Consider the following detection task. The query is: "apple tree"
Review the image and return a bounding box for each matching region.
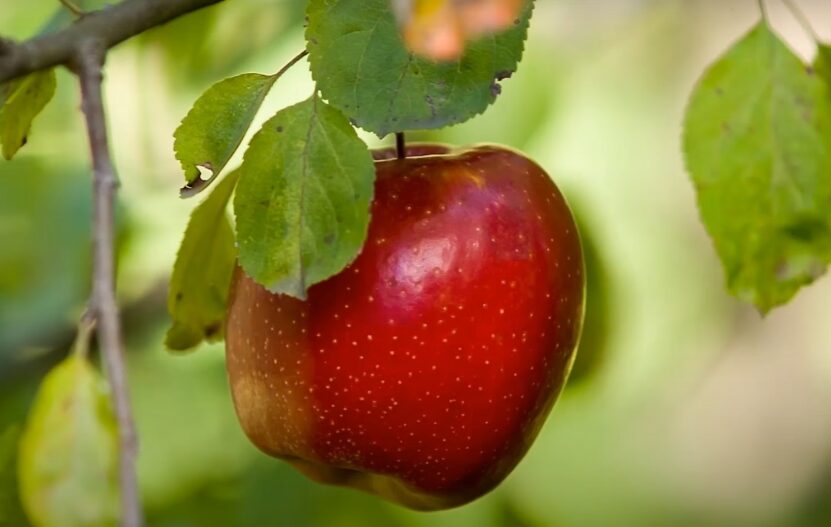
[0,0,830,525]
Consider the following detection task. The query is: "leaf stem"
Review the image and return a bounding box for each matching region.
[758,0,770,23]
[58,0,85,17]
[75,38,143,527]
[271,49,310,82]
[74,316,96,360]
[178,49,310,199]
[780,0,820,42]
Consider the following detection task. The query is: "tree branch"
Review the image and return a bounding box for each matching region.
[75,39,142,527]
[0,1,228,525]
[0,0,223,83]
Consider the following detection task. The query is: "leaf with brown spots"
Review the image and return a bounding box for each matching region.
[166,170,240,351]
[683,23,831,312]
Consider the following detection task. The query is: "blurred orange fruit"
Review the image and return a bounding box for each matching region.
[395,0,526,61]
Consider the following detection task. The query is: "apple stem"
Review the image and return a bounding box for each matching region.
[396,132,406,160]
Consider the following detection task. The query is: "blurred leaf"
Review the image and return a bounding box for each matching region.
[234,95,374,299]
[816,44,831,87]
[306,0,532,136]
[795,458,831,527]
[18,334,119,527]
[166,171,240,351]
[0,425,22,526]
[145,457,407,527]
[0,69,56,160]
[683,23,831,312]
[174,73,276,195]
[0,159,91,358]
[144,2,306,87]
[394,0,526,61]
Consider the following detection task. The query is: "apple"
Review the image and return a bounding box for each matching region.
[225,144,585,510]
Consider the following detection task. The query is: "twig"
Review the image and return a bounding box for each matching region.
[75,39,142,527]
[74,315,96,360]
[758,0,770,23]
[273,49,310,80]
[58,0,86,17]
[781,0,820,42]
[0,0,224,83]
[0,1,227,525]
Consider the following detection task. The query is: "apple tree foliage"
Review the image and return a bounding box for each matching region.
[683,21,831,313]
[2,1,831,523]
[165,0,534,350]
[17,324,119,527]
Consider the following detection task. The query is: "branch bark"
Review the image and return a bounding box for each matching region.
[75,39,143,527]
[0,0,223,83]
[0,2,228,526]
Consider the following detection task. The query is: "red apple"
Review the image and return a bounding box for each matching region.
[225,144,584,510]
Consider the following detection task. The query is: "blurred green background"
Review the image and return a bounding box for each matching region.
[2,1,831,526]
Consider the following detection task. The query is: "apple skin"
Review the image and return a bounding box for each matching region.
[225,144,584,510]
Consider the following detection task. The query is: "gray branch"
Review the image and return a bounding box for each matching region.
[0,0,223,83]
[76,39,143,527]
[1,1,229,526]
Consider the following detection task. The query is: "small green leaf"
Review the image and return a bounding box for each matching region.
[234,94,375,299]
[18,346,118,527]
[174,73,276,195]
[683,23,831,312]
[306,0,532,137]
[166,170,240,351]
[0,69,56,160]
[816,43,831,87]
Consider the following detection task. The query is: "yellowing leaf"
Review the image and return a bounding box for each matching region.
[0,69,56,160]
[18,350,119,527]
[166,170,240,351]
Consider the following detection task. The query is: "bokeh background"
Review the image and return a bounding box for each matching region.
[2,1,831,526]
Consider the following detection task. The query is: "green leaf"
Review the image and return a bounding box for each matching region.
[174,73,276,195]
[166,170,240,351]
[306,0,532,137]
[0,69,57,160]
[683,23,831,312]
[816,43,831,87]
[18,342,119,527]
[234,94,375,299]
